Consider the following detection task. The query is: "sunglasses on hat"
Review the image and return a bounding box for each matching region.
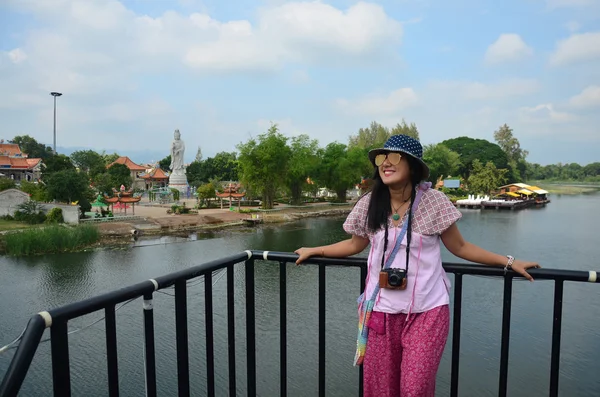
[374,152,402,166]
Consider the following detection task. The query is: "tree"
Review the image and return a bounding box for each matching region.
[211,152,238,181]
[107,163,132,189]
[46,169,91,203]
[390,119,419,140]
[237,124,290,209]
[0,179,16,192]
[493,124,529,181]
[159,155,172,172]
[422,144,461,185]
[493,124,528,163]
[441,136,509,179]
[196,181,217,208]
[42,154,75,178]
[286,134,321,205]
[467,160,508,195]
[315,143,364,202]
[11,135,54,159]
[348,119,420,150]
[101,152,120,165]
[348,121,391,150]
[70,150,105,175]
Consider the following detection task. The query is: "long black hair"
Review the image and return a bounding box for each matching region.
[363,154,425,269]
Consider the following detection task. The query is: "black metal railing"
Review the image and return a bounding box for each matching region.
[0,250,598,397]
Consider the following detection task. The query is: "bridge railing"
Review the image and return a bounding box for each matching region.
[0,250,598,397]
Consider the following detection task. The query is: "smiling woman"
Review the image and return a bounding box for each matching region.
[295,134,541,397]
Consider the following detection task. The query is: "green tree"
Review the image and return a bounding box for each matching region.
[493,124,528,163]
[70,150,105,176]
[101,152,120,165]
[315,143,364,202]
[423,144,461,185]
[107,163,132,189]
[0,179,17,192]
[286,134,321,205]
[237,124,290,209]
[46,169,91,203]
[467,160,508,195]
[441,136,509,180]
[211,152,239,181]
[348,121,391,150]
[196,181,217,208]
[159,155,172,172]
[19,181,48,201]
[11,135,54,159]
[42,154,75,178]
[390,119,420,140]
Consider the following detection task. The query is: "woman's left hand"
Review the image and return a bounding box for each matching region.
[511,259,541,282]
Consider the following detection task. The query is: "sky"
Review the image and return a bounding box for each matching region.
[0,0,599,166]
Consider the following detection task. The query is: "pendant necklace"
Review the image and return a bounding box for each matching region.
[391,197,410,221]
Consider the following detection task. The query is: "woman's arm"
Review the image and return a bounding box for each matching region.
[295,234,370,264]
[441,223,540,281]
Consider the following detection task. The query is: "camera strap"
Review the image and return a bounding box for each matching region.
[380,185,426,272]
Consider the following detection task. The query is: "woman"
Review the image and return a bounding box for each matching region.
[295,134,540,397]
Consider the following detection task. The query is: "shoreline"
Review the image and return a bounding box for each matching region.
[96,204,353,242]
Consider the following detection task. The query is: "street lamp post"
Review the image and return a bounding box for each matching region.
[50,92,63,154]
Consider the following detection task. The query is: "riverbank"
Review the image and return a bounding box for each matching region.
[96,203,353,239]
[0,202,353,255]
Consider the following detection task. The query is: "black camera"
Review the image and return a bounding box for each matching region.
[379,268,407,290]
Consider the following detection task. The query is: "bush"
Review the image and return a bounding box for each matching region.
[45,208,64,224]
[170,188,180,201]
[3,224,100,256]
[14,201,46,224]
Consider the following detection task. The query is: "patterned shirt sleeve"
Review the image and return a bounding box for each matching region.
[415,189,462,235]
[343,193,371,239]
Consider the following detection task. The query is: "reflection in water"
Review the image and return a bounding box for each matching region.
[0,193,599,396]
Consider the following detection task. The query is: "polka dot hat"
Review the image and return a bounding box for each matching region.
[368,134,430,179]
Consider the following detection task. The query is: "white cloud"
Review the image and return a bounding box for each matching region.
[335,88,418,116]
[569,85,600,108]
[7,49,28,64]
[6,1,402,75]
[428,79,540,100]
[549,32,600,66]
[518,103,576,123]
[484,34,533,64]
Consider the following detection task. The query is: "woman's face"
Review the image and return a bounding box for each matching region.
[377,152,411,187]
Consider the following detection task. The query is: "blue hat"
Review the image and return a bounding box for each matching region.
[368,134,429,179]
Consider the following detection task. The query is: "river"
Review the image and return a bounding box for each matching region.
[1,192,599,396]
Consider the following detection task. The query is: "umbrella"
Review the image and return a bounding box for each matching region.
[91,194,108,207]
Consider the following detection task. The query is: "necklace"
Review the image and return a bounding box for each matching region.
[391,197,410,221]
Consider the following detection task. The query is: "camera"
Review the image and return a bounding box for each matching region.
[379,268,407,290]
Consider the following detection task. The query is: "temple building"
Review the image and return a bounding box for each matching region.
[107,156,147,189]
[140,167,170,190]
[0,142,43,182]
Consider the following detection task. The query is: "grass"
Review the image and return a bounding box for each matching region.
[534,184,600,195]
[0,219,32,231]
[1,224,100,256]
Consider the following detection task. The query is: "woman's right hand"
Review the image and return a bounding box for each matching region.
[294,247,318,265]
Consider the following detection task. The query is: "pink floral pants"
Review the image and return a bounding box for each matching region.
[363,305,450,397]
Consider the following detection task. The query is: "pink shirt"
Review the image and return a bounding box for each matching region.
[343,187,462,314]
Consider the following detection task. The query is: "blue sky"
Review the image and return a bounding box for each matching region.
[1,0,599,166]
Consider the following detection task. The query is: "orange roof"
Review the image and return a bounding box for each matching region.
[26,158,41,167]
[140,168,169,179]
[9,158,29,168]
[0,144,23,157]
[0,156,10,166]
[108,156,146,171]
